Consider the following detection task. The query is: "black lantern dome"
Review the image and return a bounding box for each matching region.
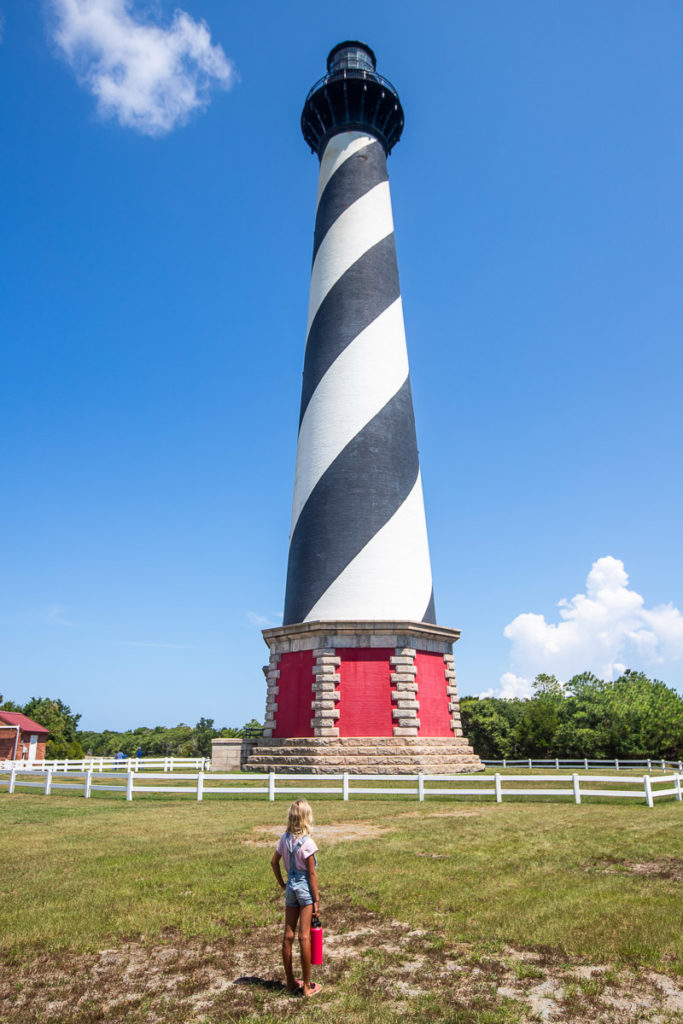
[301,41,404,158]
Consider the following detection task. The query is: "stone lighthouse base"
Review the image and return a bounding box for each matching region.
[244,735,481,774]
[244,620,483,775]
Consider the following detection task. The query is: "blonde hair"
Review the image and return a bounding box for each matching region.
[286,798,313,837]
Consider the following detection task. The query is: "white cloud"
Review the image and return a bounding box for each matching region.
[49,0,234,135]
[480,672,533,700]
[491,556,683,696]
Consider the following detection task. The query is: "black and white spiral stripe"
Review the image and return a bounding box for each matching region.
[283,131,436,626]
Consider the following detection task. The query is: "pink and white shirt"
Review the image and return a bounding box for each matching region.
[276,832,318,872]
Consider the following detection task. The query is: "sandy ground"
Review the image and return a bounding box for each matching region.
[2,903,681,1023]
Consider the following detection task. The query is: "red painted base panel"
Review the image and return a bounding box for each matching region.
[272,650,315,738]
[271,645,454,739]
[337,648,394,737]
[415,651,452,736]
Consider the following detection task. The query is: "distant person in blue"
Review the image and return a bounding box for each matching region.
[136,747,142,758]
[115,750,125,770]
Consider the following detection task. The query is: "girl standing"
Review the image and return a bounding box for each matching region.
[270,798,322,997]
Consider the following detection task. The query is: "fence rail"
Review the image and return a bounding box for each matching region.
[0,769,681,807]
[483,758,683,771]
[0,756,210,773]
[1,756,680,774]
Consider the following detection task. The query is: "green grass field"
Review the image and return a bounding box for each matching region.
[1,792,681,1023]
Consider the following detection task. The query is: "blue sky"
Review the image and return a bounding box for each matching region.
[2,1,682,731]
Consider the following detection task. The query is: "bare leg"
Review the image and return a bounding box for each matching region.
[282,906,300,991]
[298,904,314,995]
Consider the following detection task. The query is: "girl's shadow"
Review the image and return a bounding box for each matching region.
[234,976,289,993]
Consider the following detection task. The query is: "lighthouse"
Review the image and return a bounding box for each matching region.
[247,42,481,773]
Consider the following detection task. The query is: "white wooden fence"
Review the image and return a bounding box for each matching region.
[484,758,683,771]
[0,756,210,773]
[0,769,681,807]
[1,756,680,774]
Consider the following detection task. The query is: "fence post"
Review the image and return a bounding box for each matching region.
[674,774,682,802]
[661,759,666,771]
[126,770,134,802]
[268,772,275,802]
[502,758,507,768]
[584,758,588,770]
[85,769,93,799]
[643,774,654,808]
[8,767,16,795]
[343,772,349,802]
[647,759,652,771]
[528,758,532,769]
[197,772,204,802]
[44,769,52,796]
[572,773,581,805]
[555,758,559,770]
[494,772,502,803]
[418,773,425,802]
[615,759,619,771]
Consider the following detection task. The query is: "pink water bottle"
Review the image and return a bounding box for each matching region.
[310,914,323,965]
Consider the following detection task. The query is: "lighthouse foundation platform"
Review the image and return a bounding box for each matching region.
[243,735,481,775]
[247,620,483,774]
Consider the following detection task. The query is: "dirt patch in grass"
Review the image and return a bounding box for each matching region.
[591,857,683,882]
[397,808,483,819]
[246,822,391,847]
[246,811,480,849]
[1,899,681,1024]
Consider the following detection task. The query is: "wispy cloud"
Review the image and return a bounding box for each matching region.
[47,605,78,627]
[247,611,281,628]
[486,556,683,698]
[48,0,235,135]
[115,641,192,649]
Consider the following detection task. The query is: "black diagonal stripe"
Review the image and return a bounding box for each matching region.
[422,589,436,624]
[300,234,400,427]
[284,378,420,625]
[312,141,387,263]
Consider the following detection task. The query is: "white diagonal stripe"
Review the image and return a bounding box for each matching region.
[304,473,433,622]
[291,298,409,535]
[316,131,376,209]
[306,180,394,338]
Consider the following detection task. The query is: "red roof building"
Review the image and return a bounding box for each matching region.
[0,712,50,763]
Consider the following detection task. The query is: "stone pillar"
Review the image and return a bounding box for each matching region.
[311,651,341,737]
[391,648,419,735]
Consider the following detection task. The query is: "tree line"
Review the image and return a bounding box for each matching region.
[460,671,683,760]
[3,669,682,761]
[0,695,261,759]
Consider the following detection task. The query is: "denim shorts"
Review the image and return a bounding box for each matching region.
[285,874,314,907]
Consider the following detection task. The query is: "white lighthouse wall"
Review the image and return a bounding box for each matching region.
[283,130,435,625]
[291,297,409,533]
[305,471,433,622]
[315,131,376,208]
[306,180,394,338]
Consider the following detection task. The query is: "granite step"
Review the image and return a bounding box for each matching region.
[244,745,483,774]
